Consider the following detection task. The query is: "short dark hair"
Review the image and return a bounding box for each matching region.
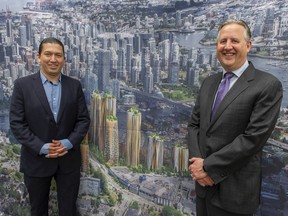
[38,37,65,55]
[217,19,252,42]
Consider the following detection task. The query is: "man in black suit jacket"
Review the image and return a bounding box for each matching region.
[188,20,283,215]
[10,37,90,216]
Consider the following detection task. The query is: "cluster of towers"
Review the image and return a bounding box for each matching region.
[89,89,189,172]
[90,91,119,165]
[0,8,213,104]
[89,90,144,168]
[1,6,203,172]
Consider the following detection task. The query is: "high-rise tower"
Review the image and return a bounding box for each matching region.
[105,115,119,165]
[126,107,141,167]
[147,134,164,171]
[97,49,111,92]
[168,42,180,84]
[173,144,189,172]
[19,25,27,46]
[6,19,12,40]
[90,91,116,154]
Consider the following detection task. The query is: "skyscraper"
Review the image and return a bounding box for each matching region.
[131,65,139,87]
[151,53,160,84]
[111,79,120,100]
[140,47,149,83]
[126,107,141,167]
[90,91,116,154]
[6,19,12,40]
[159,39,170,71]
[168,42,180,84]
[84,70,98,104]
[186,58,195,86]
[19,25,27,46]
[144,65,153,94]
[147,134,164,171]
[26,18,32,46]
[97,49,111,92]
[105,115,119,165]
[173,144,189,172]
[117,47,126,81]
[133,34,141,54]
[126,44,133,81]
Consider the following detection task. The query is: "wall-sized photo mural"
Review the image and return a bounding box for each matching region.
[0,0,287,215]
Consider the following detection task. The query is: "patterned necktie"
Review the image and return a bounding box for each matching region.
[211,72,234,119]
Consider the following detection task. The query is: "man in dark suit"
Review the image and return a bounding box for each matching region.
[10,37,90,216]
[188,20,283,216]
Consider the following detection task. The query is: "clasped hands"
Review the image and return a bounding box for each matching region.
[46,140,68,158]
[189,157,214,187]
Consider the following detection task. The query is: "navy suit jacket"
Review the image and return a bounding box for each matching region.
[10,72,90,177]
[187,62,283,214]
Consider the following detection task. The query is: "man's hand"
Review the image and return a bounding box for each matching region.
[189,157,207,179]
[46,140,68,158]
[189,157,215,187]
[197,176,214,187]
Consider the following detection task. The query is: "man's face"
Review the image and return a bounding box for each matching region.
[216,24,251,72]
[37,43,65,79]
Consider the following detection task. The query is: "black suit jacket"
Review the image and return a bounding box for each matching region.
[10,72,90,177]
[187,62,283,214]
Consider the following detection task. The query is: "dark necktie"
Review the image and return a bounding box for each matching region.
[211,72,234,119]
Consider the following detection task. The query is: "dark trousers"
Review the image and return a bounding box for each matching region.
[24,169,80,216]
[196,195,253,216]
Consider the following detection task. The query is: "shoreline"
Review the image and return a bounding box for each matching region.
[198,42,287,61]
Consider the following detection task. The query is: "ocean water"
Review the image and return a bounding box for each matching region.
[0,0,31,12]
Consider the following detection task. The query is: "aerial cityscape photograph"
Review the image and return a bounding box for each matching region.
[0,0,288,215]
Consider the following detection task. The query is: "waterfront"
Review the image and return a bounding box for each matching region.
[1,32,288,133]
[176,32,288,107]
[0,0,30,12]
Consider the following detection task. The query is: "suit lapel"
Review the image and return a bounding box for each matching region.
[32,72,55,121]
[57,75,68,123]
[209,63,255,125]
[206,73,222,121]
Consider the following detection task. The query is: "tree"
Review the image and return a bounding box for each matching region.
[117,192,123,203]
[161,206,183,216]
[130,201,139,209]
[106,209,115,216]
[108,191,117,206]
[271,128,281,140]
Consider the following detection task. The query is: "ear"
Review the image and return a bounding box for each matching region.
[36,53,41,64]
[246,40,252,52]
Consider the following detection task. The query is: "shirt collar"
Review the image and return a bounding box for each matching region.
[223,60,249,78]
[40,72,62,84]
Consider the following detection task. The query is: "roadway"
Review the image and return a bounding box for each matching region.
[90,157,162,215]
